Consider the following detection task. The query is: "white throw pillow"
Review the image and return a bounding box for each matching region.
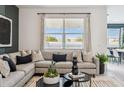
[32,50,44,62]
[77,51,83,62]
[75,51,82,62]
[0,59,10,78]
[8,52,21,64]
[83,51,93,62]
[21,50,32,56]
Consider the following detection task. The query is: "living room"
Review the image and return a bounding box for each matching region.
[0,0,124,92]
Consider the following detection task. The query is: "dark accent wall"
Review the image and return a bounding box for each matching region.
[0,5,18,54]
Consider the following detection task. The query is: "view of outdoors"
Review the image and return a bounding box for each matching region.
[107,28,120,47]
[44,18,84,49]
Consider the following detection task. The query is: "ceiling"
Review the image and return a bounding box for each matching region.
[17,5,124,24]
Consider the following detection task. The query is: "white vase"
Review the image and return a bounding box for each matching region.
[43,75,60,84]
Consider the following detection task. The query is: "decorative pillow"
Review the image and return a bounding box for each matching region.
[0,54,9,59]
[3,56,16,72]
[0,59,10,78]
[32,50,44,62]
[74,51,83,63]
[58,52,73,61]
[42,51,53,60]
[21,50,32,56]
[53,54,67,62]
[83,51,93,62]
[8,52,21,64]
[16,54,32,65]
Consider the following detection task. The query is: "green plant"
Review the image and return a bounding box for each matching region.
[96,53,108,64]
[47,36,58,42]
[44,61,59,78]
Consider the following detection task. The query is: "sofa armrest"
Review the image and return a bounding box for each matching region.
[0,74,2,87]
[92,57,100,75]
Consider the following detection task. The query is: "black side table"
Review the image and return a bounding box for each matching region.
[63,72,92,87]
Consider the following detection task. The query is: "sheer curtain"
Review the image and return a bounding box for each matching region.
[39,13,91,52]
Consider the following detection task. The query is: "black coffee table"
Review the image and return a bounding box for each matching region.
[36,72,91,87]
[64,72,92,87]
[36,78,67,87]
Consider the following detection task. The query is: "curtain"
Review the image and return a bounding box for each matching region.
[84,14,92,52]
[40,14,45,50]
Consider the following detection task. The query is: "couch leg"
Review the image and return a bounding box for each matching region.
[93,74,95,78]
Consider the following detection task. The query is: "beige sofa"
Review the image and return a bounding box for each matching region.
[0,52,35,87]
[0,50,99,87]
[36,51,99,75]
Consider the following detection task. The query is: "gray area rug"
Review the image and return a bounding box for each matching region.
[24,76,121,87]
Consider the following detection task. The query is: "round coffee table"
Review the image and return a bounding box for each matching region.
[36,78,60,87]
[64,72,92,87]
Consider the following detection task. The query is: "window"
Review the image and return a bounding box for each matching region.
[107,25,124,48]
[107,28,120,48]
[44,16,86,49]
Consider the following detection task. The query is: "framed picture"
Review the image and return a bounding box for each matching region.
[0,15,12,47]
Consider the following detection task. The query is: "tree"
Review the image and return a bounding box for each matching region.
[75,37,82,42]
[67,39,71,42]
[47,36,58,42]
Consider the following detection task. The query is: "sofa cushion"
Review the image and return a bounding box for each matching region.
[82,51,93,62]
[77,62,96,69]
[0,54,9,59]
[42,51,73,61]
[2,71,25,87]
[42,51,53,60]
[8,52,21,64]
[32,50,44,62]
[16,54,32,65]
[59,52,73,61]
[21,50,32,56]
[55,61,73,69]
[16,62,35,74]
[53,54,67,62]
[75,50,83,63]
[0,59,10,78]
[35,61,52,68]
[3,56,16,72]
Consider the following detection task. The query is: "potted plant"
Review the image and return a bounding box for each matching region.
[43,61,59,84]
[96,53,108,74]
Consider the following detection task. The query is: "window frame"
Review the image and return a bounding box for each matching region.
[107,24,124,48]
[43,14,89,50]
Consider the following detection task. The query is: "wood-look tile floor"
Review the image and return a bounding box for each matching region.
[105,62,124,86]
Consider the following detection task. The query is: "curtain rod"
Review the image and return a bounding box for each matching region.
[37,13,91,15]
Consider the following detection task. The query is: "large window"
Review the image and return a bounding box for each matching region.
[44,17,85,49]
[107,28,120,48]
[107,25,124,48]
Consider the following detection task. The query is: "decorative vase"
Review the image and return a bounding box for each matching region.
[72,57,78,75]
[100,62,105,74]
[43,75,60,84]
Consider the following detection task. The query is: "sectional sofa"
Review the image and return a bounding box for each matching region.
[0,50,99,87]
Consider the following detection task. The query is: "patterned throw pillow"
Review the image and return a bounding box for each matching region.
[3,56,16,72]
[21,50,32,56]
[32,50,44,62]
[0,59,10,78]
[77,51,83,63]
[73,50,83,63]
[83,51,93,62]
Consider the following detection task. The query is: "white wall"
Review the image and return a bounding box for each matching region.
[19,6,107,55]
[107,5,124,24]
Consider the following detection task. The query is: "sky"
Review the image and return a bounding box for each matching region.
[107,28,120,38]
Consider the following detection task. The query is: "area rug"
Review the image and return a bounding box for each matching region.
[24,76,121,87]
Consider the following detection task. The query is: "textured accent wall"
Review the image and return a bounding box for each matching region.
[0,5,19,54]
